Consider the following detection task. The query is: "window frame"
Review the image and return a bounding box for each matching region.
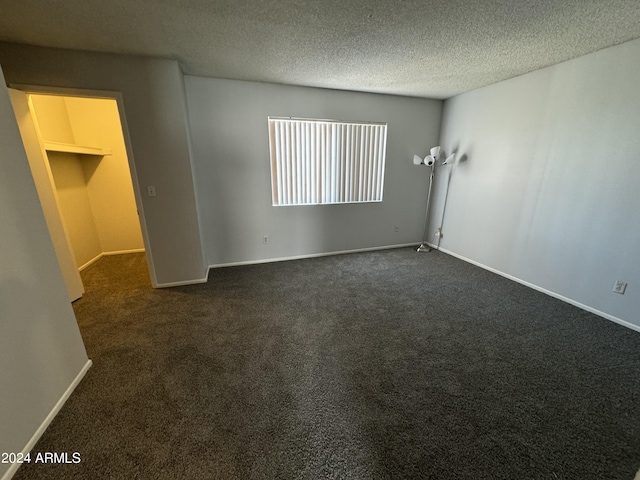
[268,116,387,207]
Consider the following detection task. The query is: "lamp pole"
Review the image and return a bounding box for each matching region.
[414,147,454,253]
[417,165,435,252]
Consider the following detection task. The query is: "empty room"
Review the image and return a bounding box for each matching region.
[1,1,639,479]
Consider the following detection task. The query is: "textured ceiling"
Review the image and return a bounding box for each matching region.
[1,0,640,98]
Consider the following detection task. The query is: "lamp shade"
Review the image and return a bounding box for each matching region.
[430,146,441,158]
[413,154,423,165]
[425,155,435,166]
[442,153,455,165]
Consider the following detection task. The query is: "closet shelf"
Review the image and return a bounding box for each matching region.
[44,141,113,157]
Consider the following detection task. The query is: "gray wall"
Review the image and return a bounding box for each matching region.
[0,43,206,286]
[435,38,640,329]
[0,68,89,479]
[184,77,442,266]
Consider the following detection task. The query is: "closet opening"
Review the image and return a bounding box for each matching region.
[9,87,155,302]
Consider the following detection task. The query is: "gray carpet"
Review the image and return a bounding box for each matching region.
[13,248,640,479]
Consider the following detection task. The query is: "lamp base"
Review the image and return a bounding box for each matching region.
[416,243,432,252]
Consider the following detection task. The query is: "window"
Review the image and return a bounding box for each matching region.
[268,117,387,206]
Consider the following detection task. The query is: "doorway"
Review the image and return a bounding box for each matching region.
[9,88,153,301]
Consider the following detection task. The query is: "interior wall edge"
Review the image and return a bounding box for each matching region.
[178,69,208,279]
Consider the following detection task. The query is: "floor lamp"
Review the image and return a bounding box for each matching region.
[413,146,454,252]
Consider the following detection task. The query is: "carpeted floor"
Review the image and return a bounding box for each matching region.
[13,248,640,479]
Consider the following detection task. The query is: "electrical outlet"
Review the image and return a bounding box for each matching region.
[394,225,399,232]
[613,281,627,295]
[147,186,156,197]
[263,236,269,244]
[435,228,442,238]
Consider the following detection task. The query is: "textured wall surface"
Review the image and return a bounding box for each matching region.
[1,1,640,98]
[184,77,442,266]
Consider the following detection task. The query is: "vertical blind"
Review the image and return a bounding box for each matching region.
[268,117,387,206]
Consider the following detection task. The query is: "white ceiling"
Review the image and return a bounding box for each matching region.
[1,0,640,99]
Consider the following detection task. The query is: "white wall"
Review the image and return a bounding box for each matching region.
[0,68,89,480]
[29,94,144,268]
[64,96,144,255]
[184,77,442,266]
[47,151,103,266]
[29,95,103,267]
[28,95,75,143]
[436,38,640,329]
[0,43,206,286]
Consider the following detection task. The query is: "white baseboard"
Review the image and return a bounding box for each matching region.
[78,253,103,271]
[1,359,93,480]
[102,248,145,256]
[433,244,640,335]
[78,249,145,271]
[208,243,418,270]
[155,276,208,288]
[147,245,419,288]
[159,244,416,288]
